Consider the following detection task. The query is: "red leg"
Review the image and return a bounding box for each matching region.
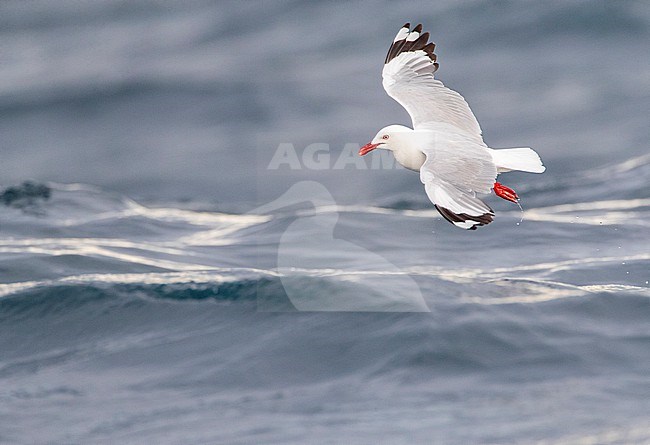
[494,182,519,203]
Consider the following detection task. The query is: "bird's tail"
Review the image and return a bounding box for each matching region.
[491,147,545,173]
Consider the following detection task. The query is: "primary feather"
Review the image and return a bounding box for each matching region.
[382,24,483,142]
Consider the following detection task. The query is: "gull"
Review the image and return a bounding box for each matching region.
[359,23,545,230]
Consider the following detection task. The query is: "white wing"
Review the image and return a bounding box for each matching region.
[382,24,483,143]
[419,134,497,230]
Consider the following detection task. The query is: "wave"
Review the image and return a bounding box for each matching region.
[1,275,648,388]
[2,254,648,306]
[1,179,648,307]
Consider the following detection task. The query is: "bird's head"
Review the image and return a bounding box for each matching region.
[359,125,412,156]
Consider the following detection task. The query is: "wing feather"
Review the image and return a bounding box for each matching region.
[419,136,497,230]
[382,24,482,142]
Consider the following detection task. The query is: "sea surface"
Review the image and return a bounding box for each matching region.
[1,1,649,444]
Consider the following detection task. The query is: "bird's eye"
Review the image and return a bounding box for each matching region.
[382,135,389,140]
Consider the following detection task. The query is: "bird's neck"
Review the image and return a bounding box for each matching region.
[392,134,426,172]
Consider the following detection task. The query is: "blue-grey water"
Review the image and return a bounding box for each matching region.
[1,1,649,444]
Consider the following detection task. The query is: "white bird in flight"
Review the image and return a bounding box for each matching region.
[359,23,545,230]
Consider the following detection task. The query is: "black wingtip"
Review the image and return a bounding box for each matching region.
[385,23,438,66]
[435,205,494,230]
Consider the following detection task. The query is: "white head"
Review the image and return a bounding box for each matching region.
[358,124,413,156]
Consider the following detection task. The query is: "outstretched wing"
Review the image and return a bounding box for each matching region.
[383,23,483,143]
[419,137,497,230]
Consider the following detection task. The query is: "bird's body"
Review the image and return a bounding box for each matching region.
[360,23,545,230]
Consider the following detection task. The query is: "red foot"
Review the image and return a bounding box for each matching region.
[494,182,519,203]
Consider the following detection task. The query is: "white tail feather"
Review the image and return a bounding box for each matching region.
[491,147,545,173]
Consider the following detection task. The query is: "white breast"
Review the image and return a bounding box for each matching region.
[393,146,426,172]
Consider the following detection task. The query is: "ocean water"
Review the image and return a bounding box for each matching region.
[1,1,649,444]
